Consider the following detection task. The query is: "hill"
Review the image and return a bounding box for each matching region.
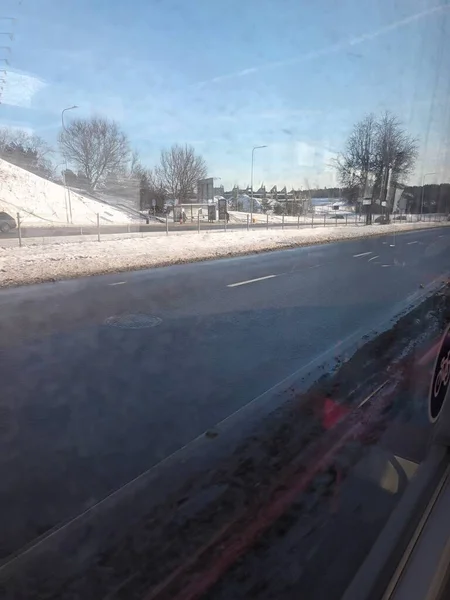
[0,159,137,226]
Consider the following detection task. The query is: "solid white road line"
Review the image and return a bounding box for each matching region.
[227,274,278,288]
[353,251,373,258]
[407,241,418,245]
[108,281,126,286]
[368,255,379,262]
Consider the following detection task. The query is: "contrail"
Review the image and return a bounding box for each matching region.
[194,3,449,87]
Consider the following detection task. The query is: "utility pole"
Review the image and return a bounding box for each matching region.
[385,167,392,221]
[61,106,78,223]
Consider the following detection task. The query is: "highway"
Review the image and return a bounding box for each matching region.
[0,226,449,563]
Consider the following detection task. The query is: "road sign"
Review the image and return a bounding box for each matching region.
[362,199,372,206]
[429,324,450,422]
[381,201,387,207]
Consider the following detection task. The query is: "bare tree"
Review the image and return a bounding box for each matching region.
[374,111,418,203]
[335,112,418,204]
[0,127,53,178]
[58,117,130,190]
[137,167,167,212]
[129,149,146,178]
[156,144,207,202]
[334,113,377,200]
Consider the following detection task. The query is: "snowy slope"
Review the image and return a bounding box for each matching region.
[0,159,137,226]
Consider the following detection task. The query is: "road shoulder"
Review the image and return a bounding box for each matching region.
[0,222,448,288]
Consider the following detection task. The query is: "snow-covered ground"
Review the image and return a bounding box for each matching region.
[0,159,137,226]
[229,209,439,223]
[0,221,448,287]
[228,210,361,224]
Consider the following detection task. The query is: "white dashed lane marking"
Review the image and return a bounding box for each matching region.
[353,251,373,258]
[407,241,418,245]
[227,274,278,288]
[108,281,126,286]
[368,255,379,262]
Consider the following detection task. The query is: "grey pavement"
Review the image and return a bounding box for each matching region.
[0,227,449,559]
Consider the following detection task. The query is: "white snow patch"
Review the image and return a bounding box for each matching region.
[228,210,361,224]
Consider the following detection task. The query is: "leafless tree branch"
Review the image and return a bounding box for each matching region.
[335,112,418,203]
[58,117,130,190]
[156,144,207,203]
[0,126,54,178]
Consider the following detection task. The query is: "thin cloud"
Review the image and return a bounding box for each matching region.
[214,108,321,122]
[194,4,448,87]
[0,121,34,136]
[1,70,46,108]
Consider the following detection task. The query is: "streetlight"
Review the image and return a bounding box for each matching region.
[420,172,436,220]
[61,105,78,223]
[250,145,267,225]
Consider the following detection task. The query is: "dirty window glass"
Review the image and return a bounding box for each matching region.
[0,1,449,599]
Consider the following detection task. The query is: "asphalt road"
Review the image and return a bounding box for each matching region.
[0,227,449,560]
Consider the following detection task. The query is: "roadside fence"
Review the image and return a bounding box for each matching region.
[4,211,448,248]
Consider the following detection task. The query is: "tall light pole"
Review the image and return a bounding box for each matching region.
[61,105,78,223]
[420,172,436,219]
[250,145,267,225]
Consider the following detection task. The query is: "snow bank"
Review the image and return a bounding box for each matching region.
[0,221,448,287]
[0,159,136,226]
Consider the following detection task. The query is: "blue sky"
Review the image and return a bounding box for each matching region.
[1,0,450,188]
